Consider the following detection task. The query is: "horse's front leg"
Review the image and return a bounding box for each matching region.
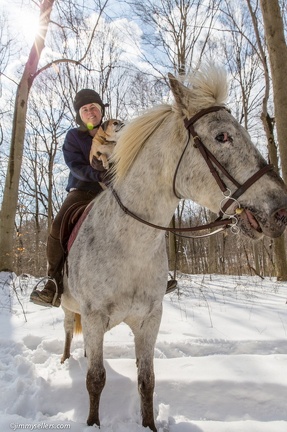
[132,305,162,432]
[81,312,106,427]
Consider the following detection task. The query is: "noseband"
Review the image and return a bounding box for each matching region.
[112,106,273,237]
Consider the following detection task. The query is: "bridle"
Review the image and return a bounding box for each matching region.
[112,105,273,238]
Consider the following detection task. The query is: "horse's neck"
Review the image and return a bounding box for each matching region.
[115,154,179,228]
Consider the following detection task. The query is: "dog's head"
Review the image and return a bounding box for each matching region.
[99,119,125,142]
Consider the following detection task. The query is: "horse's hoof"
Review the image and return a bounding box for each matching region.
[60,355,70,364]
[87,416,100,428]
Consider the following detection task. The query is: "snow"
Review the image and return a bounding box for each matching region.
[1,271,287,432]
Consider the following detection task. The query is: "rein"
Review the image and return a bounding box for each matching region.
[111,106,273,238]
[111,187,231,235]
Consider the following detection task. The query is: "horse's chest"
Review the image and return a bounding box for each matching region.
[95,292,162,330]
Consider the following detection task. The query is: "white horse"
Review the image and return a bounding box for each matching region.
[61,65,287,431]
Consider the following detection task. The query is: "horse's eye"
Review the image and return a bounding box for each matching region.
[216,132,233,143]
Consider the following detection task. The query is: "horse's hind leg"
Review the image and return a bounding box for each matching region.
[131,307,162,432]
[82,313,106,427]
[61,306,75,363]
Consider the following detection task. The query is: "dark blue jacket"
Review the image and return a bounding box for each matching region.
[63,128,103,193]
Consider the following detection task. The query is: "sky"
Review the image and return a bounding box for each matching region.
[1,271,287,432]
[0,0,132,47]
[0,0,40,46]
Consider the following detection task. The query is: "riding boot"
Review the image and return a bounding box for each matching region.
[30,235,65,307]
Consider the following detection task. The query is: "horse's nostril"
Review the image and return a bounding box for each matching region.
[274,209,287,225]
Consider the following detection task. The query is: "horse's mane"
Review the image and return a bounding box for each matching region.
[113,65,228,183]
[112,104,173,183]
[184,64,228,111]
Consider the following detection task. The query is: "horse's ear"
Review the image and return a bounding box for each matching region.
[168,73,189,115]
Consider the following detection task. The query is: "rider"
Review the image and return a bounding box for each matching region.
[30,89,177,308]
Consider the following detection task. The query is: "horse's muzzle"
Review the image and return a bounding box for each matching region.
[236,206,287,239]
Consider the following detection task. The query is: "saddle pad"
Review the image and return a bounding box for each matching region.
[60,201,94,254]
[67,202,94,252]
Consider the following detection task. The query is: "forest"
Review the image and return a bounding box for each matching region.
[1,0,287,279]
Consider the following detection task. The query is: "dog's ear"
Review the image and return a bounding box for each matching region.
[91,155,101,169]
[101,120,109,132]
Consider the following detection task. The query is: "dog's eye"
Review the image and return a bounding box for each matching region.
[216,132,233,143]
[113,121,118,126]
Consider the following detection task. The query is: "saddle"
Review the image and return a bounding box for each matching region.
[60,201,94,255]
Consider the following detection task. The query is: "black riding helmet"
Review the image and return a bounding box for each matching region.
[73,89,108,128]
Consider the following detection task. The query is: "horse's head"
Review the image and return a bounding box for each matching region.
[169,65,287,239]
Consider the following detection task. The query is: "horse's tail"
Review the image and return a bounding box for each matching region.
[74,313,82,334]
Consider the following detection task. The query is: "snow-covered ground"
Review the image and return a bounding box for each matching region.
[0,271,287,432]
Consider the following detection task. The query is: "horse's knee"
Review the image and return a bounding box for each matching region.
[86,366,106,394]
[138,371,155,399]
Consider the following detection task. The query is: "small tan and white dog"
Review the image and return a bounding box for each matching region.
[89,119,125,170]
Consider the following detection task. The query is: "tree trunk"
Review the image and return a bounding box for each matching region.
[208,211,218,274]
[252,243,260,276]
[0,0,55,271]
[260,0,287,182]
[260,0,287,280]
[168,216,177,275]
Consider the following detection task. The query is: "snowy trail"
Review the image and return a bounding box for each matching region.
[1,272,287,431]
